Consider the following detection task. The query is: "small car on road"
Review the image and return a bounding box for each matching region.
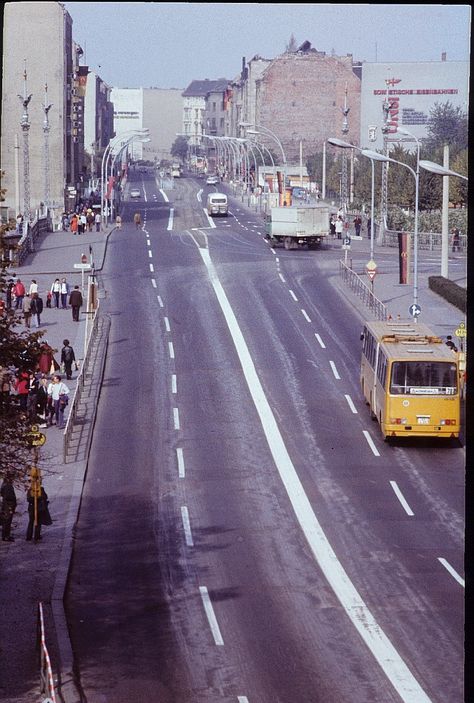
[206,175,219,185]
[130,188,141,199]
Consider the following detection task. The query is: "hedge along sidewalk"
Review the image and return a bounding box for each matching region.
[428,276,467,314]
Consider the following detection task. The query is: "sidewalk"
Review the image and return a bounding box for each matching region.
[0,226,113,703]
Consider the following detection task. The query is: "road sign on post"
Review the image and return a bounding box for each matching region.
[409,303,421,318]
[366,259,377,291]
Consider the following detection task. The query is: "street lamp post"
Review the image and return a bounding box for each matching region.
[240,122,287,205]
[18,60,32,224]
[42,83,53,212]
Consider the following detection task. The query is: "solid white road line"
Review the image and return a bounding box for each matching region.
[289,289,298,302]
[203,208,216,228]
[173,407,180,430]
[196,246,431,703]
[171,374,177,394]
[237,698,250,703]
[181,506,194,546]
[199,586,225,646]
[176,447,185,478]
[151,279,157,288]
[157,295,164,308]
[438,558,465,587]
[149,263,154,272]
[301,309,312,323]
[167,208,174,230]
[363,430,381,457]
[164,316,171,332]
[344,394,358,414]
[315,333,326,349]
[389,481,415,516]
[329,360,341,379]
[197,189,203,203]
[168,341,175,359]
[160,189,169,202]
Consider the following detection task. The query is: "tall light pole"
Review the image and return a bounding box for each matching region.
[17,60,32,223]
[340,83,350,216]
[240,122,287,205]
[42,82,53,212]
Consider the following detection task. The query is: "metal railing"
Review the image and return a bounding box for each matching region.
[339,259,388,321]
[37,602,57,702]
[16,213,51,265]
[382,228,467,252]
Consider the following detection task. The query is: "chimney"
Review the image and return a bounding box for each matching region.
[441,52,447,61]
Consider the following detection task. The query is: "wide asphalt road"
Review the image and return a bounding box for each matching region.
[65,168,464,703]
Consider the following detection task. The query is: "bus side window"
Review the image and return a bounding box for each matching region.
[377,352,387,388]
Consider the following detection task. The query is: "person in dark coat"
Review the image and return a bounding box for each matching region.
[1,475,17,542]
[26,485,50,542]
[69,285,83,322]
[30,292,43,327]
[61,339,76,380]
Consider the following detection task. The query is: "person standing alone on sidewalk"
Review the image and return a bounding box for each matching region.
[69,285,83,322]
[61,339,77,380]
[1,475,17,542]
[26,483,51,542]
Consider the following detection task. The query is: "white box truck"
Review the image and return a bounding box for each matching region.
[265,205,330,249]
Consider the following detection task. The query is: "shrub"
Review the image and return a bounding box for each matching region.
[428,275,466,313]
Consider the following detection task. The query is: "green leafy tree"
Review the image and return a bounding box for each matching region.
[449,149,468,206]
[171,135,189,162]
[424,101,468,154]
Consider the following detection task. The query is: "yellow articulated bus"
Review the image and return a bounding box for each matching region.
[360,321,460,440]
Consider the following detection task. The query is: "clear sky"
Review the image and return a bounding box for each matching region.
[64,2,471,90]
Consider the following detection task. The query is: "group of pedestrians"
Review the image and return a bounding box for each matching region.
[62,207,101,234]
[329,210,373,239]
[1,473,51,544]
[4,276,83,325]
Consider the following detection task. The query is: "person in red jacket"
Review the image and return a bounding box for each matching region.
[14,370,29,411]
[13,279,25,310]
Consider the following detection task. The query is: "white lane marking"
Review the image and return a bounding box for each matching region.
[315,333,326,349]
[171,374,177,394]
[164,316,171,332]
[195,245,431,703]
[329,360,341,379]
[167,208,174,230]
[203,208,216,228]
[289,289,298,302]
[344,394,358,414]
[173,407,180,430]
[438,558,465,587]
[151,279,157,289]
[197,189,203,203]
[237,698,250,703]
[275,257,279,263]
[363,430,381,457]
[160,189,169,202]
[279,273,286,283]
[199,586,224,646]
[148,250,153,258]
[149,263,154,272]
[181,506,194,546]
[389,481,415,516]
[143,188,148,203]
[176,447,185,478]
[168,341,175,359]
[157,295,164,308]
[301,309,312,323]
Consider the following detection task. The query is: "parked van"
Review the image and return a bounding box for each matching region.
[207,193,228,217]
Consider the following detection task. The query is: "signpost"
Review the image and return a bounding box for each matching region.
[409,303,421,318]
[366,259,377,293]
[342,236,351,265]
[74,254,92,294]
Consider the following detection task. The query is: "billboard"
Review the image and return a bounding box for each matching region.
[360,61,469,150]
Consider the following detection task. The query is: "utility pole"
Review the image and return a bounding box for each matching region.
[18,60,32,223]
[42,82,53,211]
[340,83,350,215]
[380,74,393,242]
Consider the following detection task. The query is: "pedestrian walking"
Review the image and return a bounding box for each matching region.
[86,210,94,232]
[61,339,77,380]
[60,278,69,309]
[13,279,25,310]
[353,214,362,237]
[22,294,33,328]
[0,366,12,412]
[79,212,87,234]
[134,212,141,229]
[14,369,29,412]
[451,227,460,253]
[70,213,78,235]
[329,215,336,238]
[335,216,343,240]
[6,280,14,309]
[47,374,70,428]
[95,211,101,232]
[27,372,39,422]
[69,285,83,322]
[50,278,61,308]
[37,341,59,376]
[62,212,70,231]
[1,475,17,542]
[116,214,122,230]
[28,279,38,295]
[30,292,43,327]
[26,484,51,542]
[36,375,49,426]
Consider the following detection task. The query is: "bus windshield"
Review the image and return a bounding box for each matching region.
[390,361,457,395]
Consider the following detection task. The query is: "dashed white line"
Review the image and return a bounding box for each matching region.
[329,360,341,379]
[279,273,286,283]
[363,430,380,456]
[171,374,177,394]
[151,279,157,288]
[176,447,185,477]
[168,341,175,359]
[164,316,171,332]
[157,295,164,308]
[389,481,415,516]
[173,407,180,430]
[301,309,312,323]
[237,698,250,703]
[181,506,194,546]
[438,558,465,587]
[315,333,326,348]
[199,586,224,646]
[148,250,153,258]
[344,394,358,414]
[149,263,154,272]
[289,289,298,302]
